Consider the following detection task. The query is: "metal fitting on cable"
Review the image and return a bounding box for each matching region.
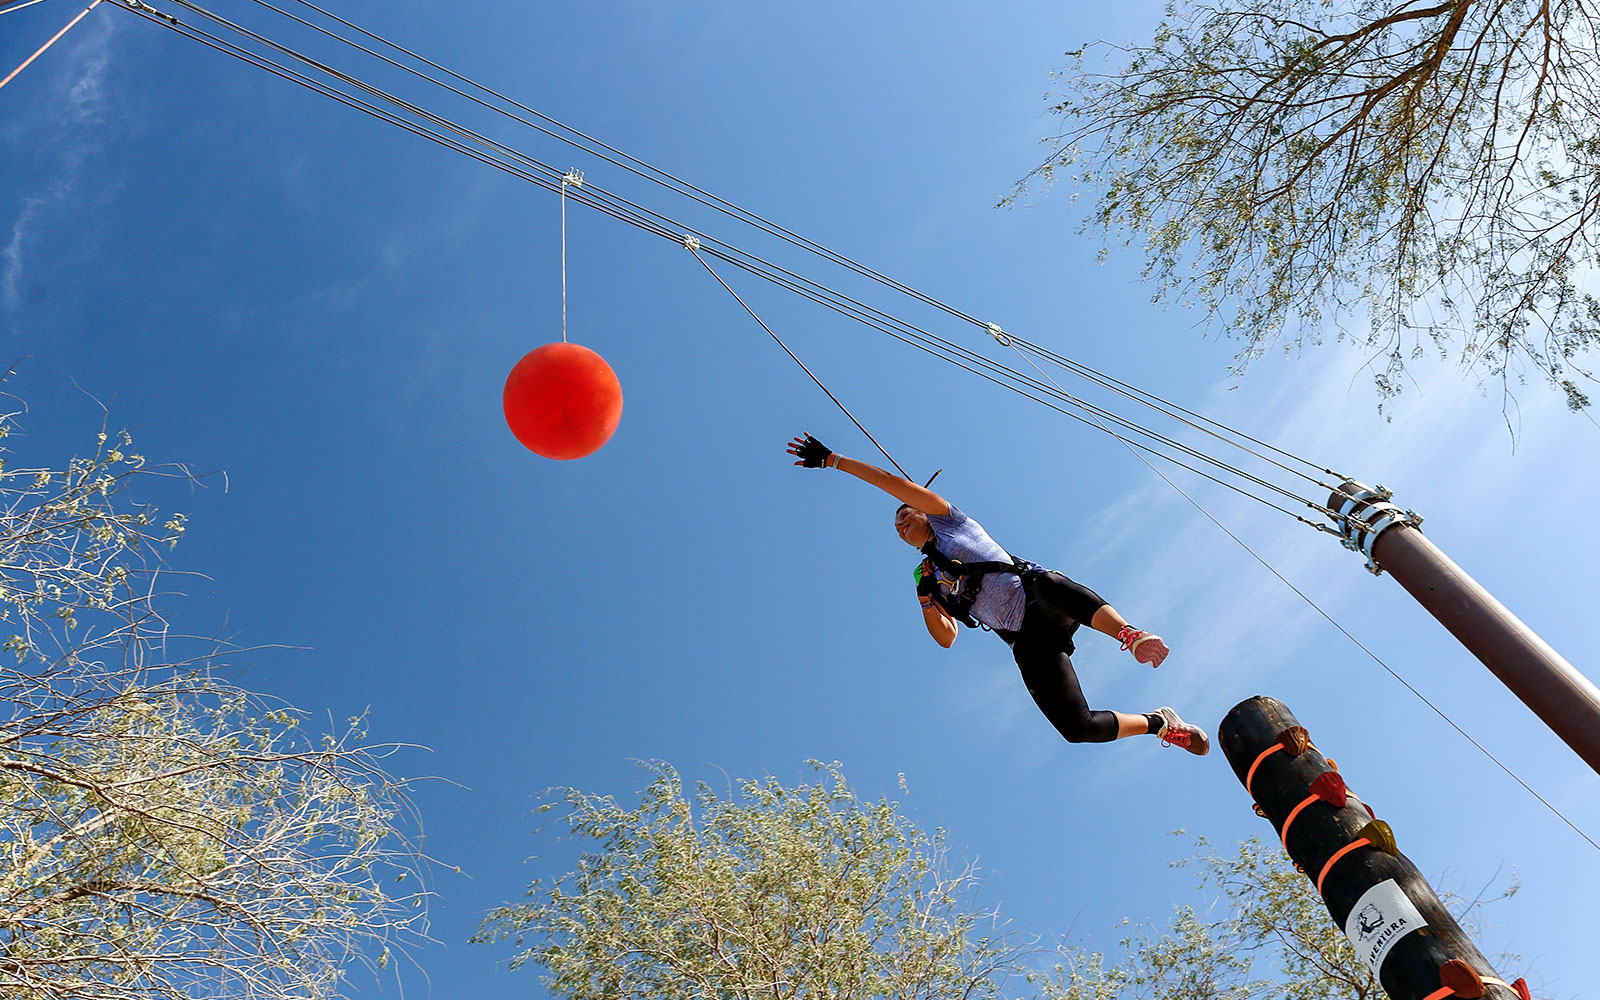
[561,168,583,188]
[984,322,1011,347]
[1328,480,1424,575]
[121,0,173,20]
[682,234,702,252]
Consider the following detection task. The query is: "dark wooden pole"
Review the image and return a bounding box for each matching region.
[1329,481,1600,776]
[1219,696,1529,1000]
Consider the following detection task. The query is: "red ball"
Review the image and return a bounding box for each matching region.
[502,342,623,459]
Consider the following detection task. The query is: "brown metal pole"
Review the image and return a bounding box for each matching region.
[1220,696,1529,1000]
[1329,481,1600,775]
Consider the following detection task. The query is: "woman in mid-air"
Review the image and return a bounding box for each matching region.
[787,432,1209,756]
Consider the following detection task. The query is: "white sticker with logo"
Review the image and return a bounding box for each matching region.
[1343,879,1427,976]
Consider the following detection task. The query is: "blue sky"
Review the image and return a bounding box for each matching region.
[4,1,1598,997]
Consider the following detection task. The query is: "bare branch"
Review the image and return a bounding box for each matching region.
[1016,0,1600,414]
[0,400,433,1000]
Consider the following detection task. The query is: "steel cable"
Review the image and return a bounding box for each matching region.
[107,0,1600,849]
[115,0,1366,532]
[234,0,1344,485]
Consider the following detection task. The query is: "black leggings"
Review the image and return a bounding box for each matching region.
[996,571,1119,743]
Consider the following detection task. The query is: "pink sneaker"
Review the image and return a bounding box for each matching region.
[1116,625,1169,668]
[1154,706,1210,756]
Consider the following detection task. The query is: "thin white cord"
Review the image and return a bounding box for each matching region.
[0,0,102,90]
[560,169,581,342]
[0,0,55,17]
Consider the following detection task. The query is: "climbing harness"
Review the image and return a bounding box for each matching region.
[917,542,1031,629]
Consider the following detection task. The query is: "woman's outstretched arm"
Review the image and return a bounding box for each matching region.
[786,433,950,516]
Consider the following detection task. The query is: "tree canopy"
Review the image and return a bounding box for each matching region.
[0,402,429,999]
[1035,837,1382,1000]
[475,761,1022,1000]
[1017,0,1600,412]
[479,761,1520,1000]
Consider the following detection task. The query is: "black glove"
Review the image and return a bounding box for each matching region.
[787,433,833,469]
[914,559,941,597]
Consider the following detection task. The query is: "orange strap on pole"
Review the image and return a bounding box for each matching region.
[0,0,104,91]
[1315,837,1371,895]
[1280,774,1359,852]
[1422,974,1530,999]
[1279,791,1321,850]
[1244,742,1283,797]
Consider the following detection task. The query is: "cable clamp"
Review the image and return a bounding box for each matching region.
[682,234,702,252]
[126,0,177,23]
[985,322,1011,347]
[561,168,584,188]
[1329,480,1424,575]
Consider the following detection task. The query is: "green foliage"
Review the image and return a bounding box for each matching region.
[474,761,1023,1000]
[1017,0,1600,412]
[0,400,429,999]
[478,770,1520,999]
[1033,836,1381,1000]
[1032,835,1516,1000]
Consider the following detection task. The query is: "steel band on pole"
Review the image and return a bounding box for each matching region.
[1328,481,1600,775]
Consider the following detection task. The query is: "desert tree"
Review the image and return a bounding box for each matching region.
[476,768,1520,1000]
[0,397,430,999]
[474,761,1024,1000]
[1016,0,1600,412]
[1032,835,1518,1000]
[1035,835,1385,999]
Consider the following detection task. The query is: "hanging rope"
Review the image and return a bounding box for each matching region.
[0,0,56,16]
[1,0,104,90]
[686,240,912,480]
[560,168,581,343]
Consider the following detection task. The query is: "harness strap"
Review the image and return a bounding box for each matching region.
[919,542,1023,578]
[918,543,1029,629]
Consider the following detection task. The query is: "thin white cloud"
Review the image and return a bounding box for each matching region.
[1,17,116,316]
[1076,339,1598,726]
[2,198,45,313]
[65,32,110,125]
[291,230,420,312]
